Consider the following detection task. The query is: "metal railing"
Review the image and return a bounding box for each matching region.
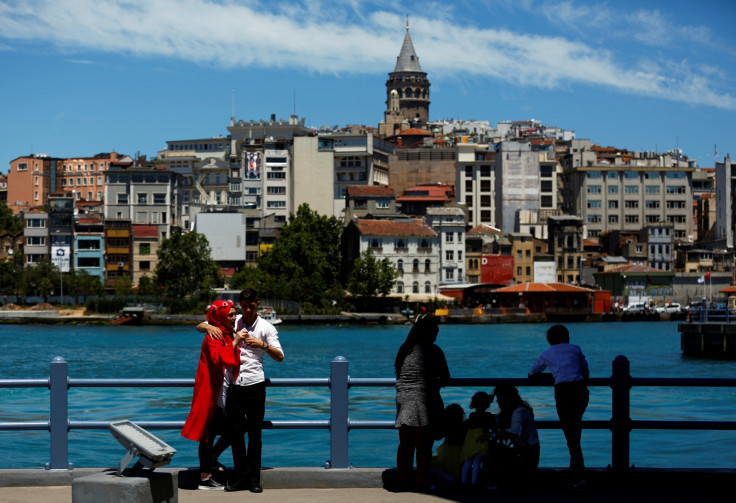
[1,355,735,472]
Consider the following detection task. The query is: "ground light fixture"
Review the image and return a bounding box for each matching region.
[109,420,177,476]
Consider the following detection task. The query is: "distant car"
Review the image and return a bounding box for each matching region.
[623,303,647,314]
[656,303,681,314]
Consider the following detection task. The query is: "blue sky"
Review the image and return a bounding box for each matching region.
[1,0,735,173]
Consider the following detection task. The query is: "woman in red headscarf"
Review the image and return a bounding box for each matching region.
[182,300,246,490]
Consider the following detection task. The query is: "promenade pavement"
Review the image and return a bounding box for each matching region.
[0,467,732,503]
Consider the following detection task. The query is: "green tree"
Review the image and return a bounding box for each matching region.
[38,277,54,303]
[258,204,344,307]
[0,201,22,234]
[154,230,220,299]
[229,265,273,294]
[347,249,396,297]
[71,270,103,303]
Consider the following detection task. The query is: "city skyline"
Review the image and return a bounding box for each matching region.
[1,0,734,172]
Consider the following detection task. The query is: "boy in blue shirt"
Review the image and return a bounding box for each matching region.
[529,324,589,488]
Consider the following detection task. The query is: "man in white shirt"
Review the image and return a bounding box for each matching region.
[198,288,284,493]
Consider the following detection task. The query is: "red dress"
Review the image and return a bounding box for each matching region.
[181,333,240,442]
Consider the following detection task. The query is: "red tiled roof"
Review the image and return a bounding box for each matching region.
[397,184,454,201]
[494,282,596,293]
[132,225,158,238]
[355,218,437,237]
[346,185,395,196]
[719,286,736,294]
[396,128,433,136]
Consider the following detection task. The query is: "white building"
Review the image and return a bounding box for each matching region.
[425,206,466,285]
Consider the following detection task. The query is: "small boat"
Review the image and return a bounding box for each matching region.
[111,306,147,325]
[259,307,282,325]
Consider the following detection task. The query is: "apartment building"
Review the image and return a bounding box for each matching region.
[131,224,159,286]
[548,215,584,284]
[58,153,121,202]
[560,139,695,240]
[715,155,735,248]
[425,206,466,285]
[643,223,674,271]
[7,154,57,214]
[456,144,496,228]
[22,210,49,266]
[75,217,105,283]
[344,185,397,224]
[341,218,439,297]
[495,141,543,232]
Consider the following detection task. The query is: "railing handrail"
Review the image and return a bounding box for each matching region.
[0,355,734,471]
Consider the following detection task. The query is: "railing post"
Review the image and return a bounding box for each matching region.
[329,356,349,469]
[48,357,70,470]
[610,355,630,472]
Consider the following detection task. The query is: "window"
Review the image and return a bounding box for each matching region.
[666,185,686,194]
[625,200,639,209]
[26,236,45,246]
[587,200,601,208]
[397,259,404,273]
[267,186,286,195]
[425,259,431,272]
[608,215,619,223]
[377,199,390,209]
[645,186,660,194]
[446,269,454,280]
[624,185,639,194]
[587,171,601,178]
[17,162,28,171]
[138,193,147,204]
[587,214,601,223]
[458,251,463,260]
[396,239,407,249]
[266,201,286,208]
[26,218,45,228]
[139,243,151,255]
[445,233,453,242]
[78,257,100,267]
[625,215,639,224]
[153,193,166,204]
[396,282,404,293]
[412,282,419,294]
[608,185,619,194]
[645,200,660,209]
[445,250,454,260]
[117,194,129,204]
[587,185,601,194]
[140,261,151,271]
[413,259,419,272]
[609,201,619,209]
[267,172,286,179]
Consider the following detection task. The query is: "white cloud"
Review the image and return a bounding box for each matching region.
[0,0,734,110]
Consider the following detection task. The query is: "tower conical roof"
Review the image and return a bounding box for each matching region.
[393,23,423,73]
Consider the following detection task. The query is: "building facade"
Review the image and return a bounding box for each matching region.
[425,207,466,285]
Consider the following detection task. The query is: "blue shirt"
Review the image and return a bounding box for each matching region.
[528,343,589,384]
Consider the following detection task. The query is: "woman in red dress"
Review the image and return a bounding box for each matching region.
[182,300,245,490]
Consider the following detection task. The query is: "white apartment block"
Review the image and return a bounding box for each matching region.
[426,207,466,285]
[495,141,542,232]
[456,144,496,228]
[560,139,695,240]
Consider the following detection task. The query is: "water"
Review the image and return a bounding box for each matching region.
[0,321,734,470]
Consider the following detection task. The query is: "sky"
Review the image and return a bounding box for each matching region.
[1,0,735,173]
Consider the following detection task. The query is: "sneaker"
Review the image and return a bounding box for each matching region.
[198,477,224,490]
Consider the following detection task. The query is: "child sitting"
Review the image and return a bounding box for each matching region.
[431,403,466,487]
[460,391,496,489]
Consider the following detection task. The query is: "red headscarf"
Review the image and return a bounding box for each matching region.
[206,300,235,338]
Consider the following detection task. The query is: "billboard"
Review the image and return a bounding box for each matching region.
[534,261,557,283]
[51,245,71,273]
[480,255,514,285]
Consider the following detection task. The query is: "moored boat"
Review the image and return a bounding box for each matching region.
[259,306,282,325]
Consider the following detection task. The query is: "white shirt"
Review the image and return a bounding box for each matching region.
[507,407,539,447]
[528,343,589,384]
[226,314,282,387]
[216,314,282,406]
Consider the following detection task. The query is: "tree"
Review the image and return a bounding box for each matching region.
[0,201,22,234]
[347,249,396,297]
[154,230,221,299]
[258,204,344,307]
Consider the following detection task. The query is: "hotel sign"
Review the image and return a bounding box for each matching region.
[51,245,71,273]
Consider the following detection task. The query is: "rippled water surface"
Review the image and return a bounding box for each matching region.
[0,321,734,469]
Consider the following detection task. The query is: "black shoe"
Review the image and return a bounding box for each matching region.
[224,477,250,492]
[249,479,263,493]
[197,477,224,491]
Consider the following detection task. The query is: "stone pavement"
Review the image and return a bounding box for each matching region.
[0,467,733,503]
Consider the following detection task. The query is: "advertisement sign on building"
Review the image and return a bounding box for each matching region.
[534,261,557,283]
[51,245,71,273]
[480,255,514,285]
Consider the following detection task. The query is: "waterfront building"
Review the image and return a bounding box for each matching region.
[292,135,334,217]
[74,217,105,283]
[7,154,58,215]
[341,217,439,298]
[22,210,48,265]
[548,215,584,284]
[715,155,735,249]
[508,231,535,284]
[643,223,674,271]
[464,224,501,283]
[593,264,674,301]
[396,183,455,216]
[104,219,132,287]
[495,141,544,232]
[319,129,393,219]
[131,224,159,287]
[425,206,466,285]
[456,143,496,228]
[103,157,182,242]
[378,21,430,137]
[48,191,75,277]
[58,153,120,203]
[343,185,397,225]
[559,139,695,241]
